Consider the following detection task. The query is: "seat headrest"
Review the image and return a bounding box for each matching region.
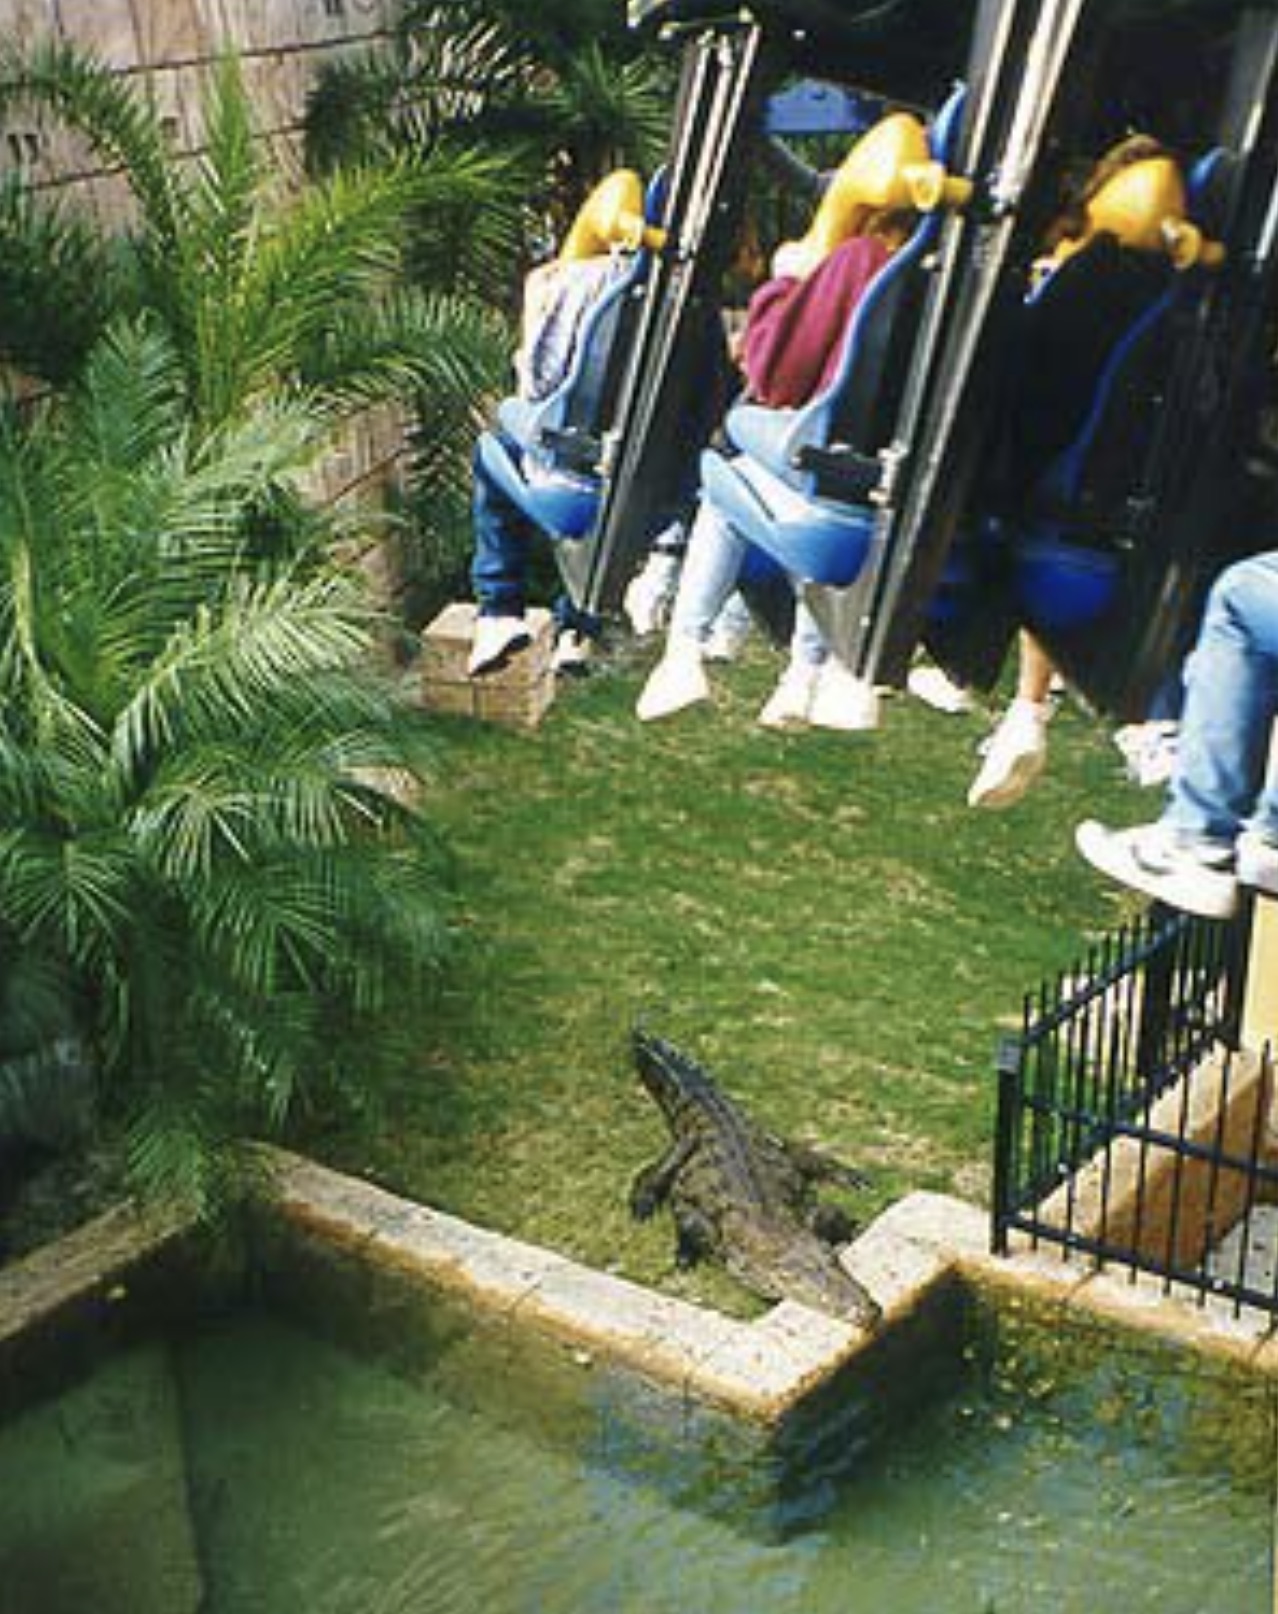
[1084,155,1187,254]
[774,112,929,278]
[559,169,667,262]
[1039,147,1225,276]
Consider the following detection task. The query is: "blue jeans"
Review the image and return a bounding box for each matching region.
[470,437,596,636]
[1163,551,1278,847]
[471,436,537,619]
[668,499,827,667]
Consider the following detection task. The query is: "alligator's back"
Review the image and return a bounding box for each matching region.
[630,1031,880,1326]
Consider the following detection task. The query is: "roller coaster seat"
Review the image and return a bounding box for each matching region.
[696,84,968,589]
[1009,147,1230,634]
[475,174,667,543]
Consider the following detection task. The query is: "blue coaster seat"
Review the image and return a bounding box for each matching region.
[697,85,968,589]
[475,176,666,542]
[1010,149,1229,632]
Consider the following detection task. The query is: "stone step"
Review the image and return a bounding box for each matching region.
[419,603,556,729]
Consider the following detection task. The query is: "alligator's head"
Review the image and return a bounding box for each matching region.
[740,1230,884,1331]
[632,1028,712,1123]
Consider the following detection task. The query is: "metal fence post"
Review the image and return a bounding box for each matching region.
[991,1032,1024,1255]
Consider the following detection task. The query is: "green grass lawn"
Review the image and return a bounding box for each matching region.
[305,636,1150,1315]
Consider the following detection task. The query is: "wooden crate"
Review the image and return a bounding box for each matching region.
[419,603,556,730]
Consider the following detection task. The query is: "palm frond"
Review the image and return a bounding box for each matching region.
[124,1087,242,1217]
[0,177,119,382]
[302,287,508,417]
[182,54,263,317]
[109,572,372,789]
[0,37,186,258]
[400,140,531,301]
[539,46,673,186]
[306,6,532,172]
[60,316,187,474]
[203,158,423,422]
[303,44,419,173]
[0,1037,95,1148]
[0,828,133,970]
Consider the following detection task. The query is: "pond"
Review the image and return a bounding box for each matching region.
[0,1288,1271,1614]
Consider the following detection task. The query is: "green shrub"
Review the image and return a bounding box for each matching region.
[0,321,451,1212]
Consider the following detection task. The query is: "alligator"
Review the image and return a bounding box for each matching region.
[629,1030,882,1328]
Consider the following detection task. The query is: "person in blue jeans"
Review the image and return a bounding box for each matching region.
[1076,549,1278,918]
[468,251,622,677]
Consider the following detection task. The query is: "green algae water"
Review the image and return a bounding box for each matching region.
[1,1297,1273,1614]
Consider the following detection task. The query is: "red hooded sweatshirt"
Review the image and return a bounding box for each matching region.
[742,234,892,409]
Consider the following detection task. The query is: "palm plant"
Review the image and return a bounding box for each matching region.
[0,318,451,1210]
[304,0,673,277]
[0,38,514,633]
[0,40,509,430]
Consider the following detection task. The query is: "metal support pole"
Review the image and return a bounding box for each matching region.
[1240,722,1278,1053]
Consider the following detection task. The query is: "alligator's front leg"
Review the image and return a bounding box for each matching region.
[808,1201,857,1246]
[673,1204,717,1269]
[629,1135,697,1221]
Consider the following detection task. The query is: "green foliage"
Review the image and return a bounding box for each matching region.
[304,0,674,265]
[0,178,121,384]
[0,39,511,670]
[0,320,451,1213]
[0,44,509,430]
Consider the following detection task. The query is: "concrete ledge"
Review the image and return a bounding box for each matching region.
[0,1202,200,1422]
[259,1150,870,1422]
[256,1153,1277,1414]
[2,1152,1273,1429]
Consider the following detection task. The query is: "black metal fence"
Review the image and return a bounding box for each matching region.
[992,907,1278,1317]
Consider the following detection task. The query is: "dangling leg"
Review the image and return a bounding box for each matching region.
[758,594,826,728]
[1077,551,1278,916]
[806,598,881,732]
[624,519,687,637]
[469,437,536,675]
[967,631,1056,807]
[636,499,749,721]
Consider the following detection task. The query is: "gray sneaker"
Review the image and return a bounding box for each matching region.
[1237,830,1278,898]
[1075,820,1239,920]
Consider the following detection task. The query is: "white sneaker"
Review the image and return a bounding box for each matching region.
[758,663,819,729]
[907,662,976,715]
[807,659,880,731]
[552,628,592,676]
[468,613,530,676]
[967,705,1048,808]
[1075,820,1238,920]
[704,593,752,662]
[636,643,709,722]
[623,550,682,637]
[1237,830,1278,898]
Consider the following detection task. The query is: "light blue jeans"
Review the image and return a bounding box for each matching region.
[1163,550,1278,848]
[667,498,827,667]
